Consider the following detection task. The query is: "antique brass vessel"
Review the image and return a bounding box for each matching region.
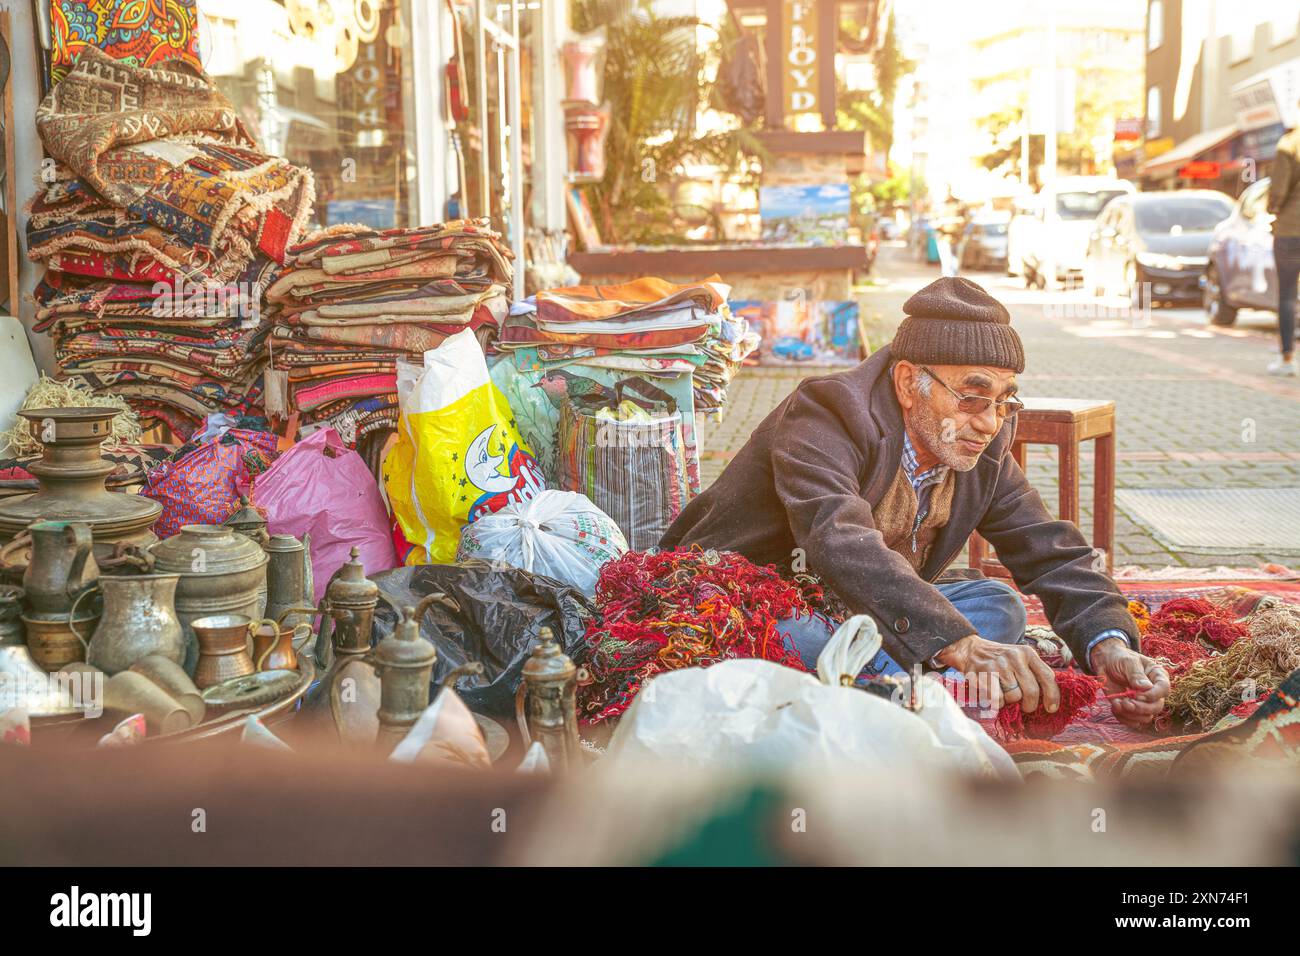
[264,533,312,629]
[85,573,184,675]
[517,627,582,771]
[223,497,271,615]
[10,520,97,617]
[313,547,379,672]
[222,496,269,544]
[150,525,268,674]
[191,613,258,690]
[0,408,161,558]
[21,611,98,672]
[251,618,310,672]
[372,607,438,753]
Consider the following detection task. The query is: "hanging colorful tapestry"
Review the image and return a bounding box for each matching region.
[49,0,203,86]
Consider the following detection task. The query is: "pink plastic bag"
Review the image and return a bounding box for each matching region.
[249,428,399,601]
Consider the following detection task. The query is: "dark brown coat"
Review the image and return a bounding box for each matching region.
[660,345,1139,668]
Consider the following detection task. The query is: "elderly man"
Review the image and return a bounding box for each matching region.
[660,277,1169,723]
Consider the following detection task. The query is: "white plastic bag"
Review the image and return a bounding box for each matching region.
[605,615,1018,780]
[455,489,627,595]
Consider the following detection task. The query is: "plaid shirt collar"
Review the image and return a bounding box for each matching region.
[902,432,949,493]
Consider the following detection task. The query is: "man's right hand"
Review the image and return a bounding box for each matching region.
[935,634,1061,714]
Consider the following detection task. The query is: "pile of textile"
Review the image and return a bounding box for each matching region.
[263,219,513,450]
[1137,595,1300,733]
[980,591,1300,746]
[27,48,313,438]
[576,547,830,723]
[497,276,757,415]
[1009,666,1300,781]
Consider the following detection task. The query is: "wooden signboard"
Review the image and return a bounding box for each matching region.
[781,0,821,117]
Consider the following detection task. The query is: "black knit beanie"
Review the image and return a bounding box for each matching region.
[891,277,1025,373]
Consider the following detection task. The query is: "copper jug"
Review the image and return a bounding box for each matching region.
[191,613,257,690]
[86,573,185,675]
[251,619,311,673]
[10,520,98,617]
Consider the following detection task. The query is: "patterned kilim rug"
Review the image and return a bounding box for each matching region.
[1020,580,1300,628]
[1005,579,1300,778]
[1009,668,1300,781]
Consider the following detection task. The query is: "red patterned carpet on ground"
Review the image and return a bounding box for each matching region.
[1019,579,1300,628]
[1004,576,1300,776]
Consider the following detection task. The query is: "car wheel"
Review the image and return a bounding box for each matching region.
[1204,263,1238,326]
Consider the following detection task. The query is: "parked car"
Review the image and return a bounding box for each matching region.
[879,217,902,241]
[1005,194,1039,277]
[1203,177,1300,326]
[1011,176,1136,287]
[957,214,1011,271]
[772,336,814,361]
[1085,190,1233,306]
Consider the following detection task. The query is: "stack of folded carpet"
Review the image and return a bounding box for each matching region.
[26,48,314,438]
[497,276,757,414]
[262,218,513,448]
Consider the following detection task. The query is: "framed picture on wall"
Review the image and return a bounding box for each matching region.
[566,186,602,252]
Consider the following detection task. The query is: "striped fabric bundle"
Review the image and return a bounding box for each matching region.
[556,403,687,551]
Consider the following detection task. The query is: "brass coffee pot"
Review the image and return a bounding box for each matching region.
[372,607,438,753]
[264,533,312,629]
[516,627,583,772]
[313,547,381,673]
[222,496,269,544]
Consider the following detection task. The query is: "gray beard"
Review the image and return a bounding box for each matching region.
[909,400,984,472]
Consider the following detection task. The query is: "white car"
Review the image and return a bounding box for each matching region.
[1012,177,1137,288]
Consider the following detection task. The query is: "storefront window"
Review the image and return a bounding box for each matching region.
[448,2,533,237]
[199,0,420,229]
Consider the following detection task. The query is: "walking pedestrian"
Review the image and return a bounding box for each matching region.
[1266,106,1300,376]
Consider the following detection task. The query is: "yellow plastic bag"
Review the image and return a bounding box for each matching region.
[384,329,545,564]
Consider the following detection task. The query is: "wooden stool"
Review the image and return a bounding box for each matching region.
[968,397,1116,578]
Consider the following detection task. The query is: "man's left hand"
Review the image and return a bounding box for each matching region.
[1089,637,1170,728]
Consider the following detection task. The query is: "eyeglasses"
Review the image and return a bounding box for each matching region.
[918,366,1025,418]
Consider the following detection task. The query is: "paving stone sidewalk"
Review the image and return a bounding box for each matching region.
[697,244,1300,570]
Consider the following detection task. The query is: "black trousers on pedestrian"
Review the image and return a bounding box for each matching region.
[1275,235,1300,356]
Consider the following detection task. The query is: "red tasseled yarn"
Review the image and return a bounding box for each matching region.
[1140,633,1212,678]
[1146,597,1247,650]
[995,669,1104,740]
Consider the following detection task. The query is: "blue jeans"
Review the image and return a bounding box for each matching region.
[775,578,1028,679]
[1275,235,1300,356]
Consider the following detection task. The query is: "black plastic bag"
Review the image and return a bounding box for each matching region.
[370,560,597,719]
